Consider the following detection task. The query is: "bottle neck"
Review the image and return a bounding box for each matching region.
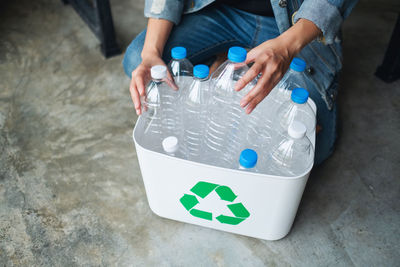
[228,60,246,66]
[151,77,164,83]
[290,68,306,75]
[292,100,306,106]
[239,164,252,170]
[193,76,208,82]
[288,135,303,140]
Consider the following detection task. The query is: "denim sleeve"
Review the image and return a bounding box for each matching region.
[144,0,184,25]
[293,0,358,44]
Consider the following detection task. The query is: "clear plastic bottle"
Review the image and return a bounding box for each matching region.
[167,46,193,91]
[238,149,258,172]
[262,121,314,176]
[237,59,308,156]
[159,69,181,138]
[241,99,275,152]
[204,46,256,168]
[140,65,166,150]
[270,57,307,105]
[180,64,209,161]
[275,87,316,138]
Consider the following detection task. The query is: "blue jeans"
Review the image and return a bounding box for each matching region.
[123,4,337,166]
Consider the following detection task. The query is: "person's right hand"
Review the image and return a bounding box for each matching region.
[129,54,176,115]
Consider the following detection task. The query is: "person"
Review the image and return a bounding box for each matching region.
[122,0,358,166]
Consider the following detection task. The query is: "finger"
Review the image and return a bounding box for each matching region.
[234,62,262,91]
[245,50,258,65]
[240,71,274,108]
[245,93,268,114]
[129,78,142,115]
[166,70,178,90]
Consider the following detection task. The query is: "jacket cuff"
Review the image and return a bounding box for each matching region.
[144,0,184,25]
[293,0,342,44]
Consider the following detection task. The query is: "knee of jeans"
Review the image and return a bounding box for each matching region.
[122,42,143,78]
[314,103,338,166]
[314,140,335,166]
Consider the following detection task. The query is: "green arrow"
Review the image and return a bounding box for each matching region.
[190,181,218,198]
[190,209,212,220]
[215,186,237,202]
[227,203,250,218]
[216,215,245,225]
[180,194,198,211]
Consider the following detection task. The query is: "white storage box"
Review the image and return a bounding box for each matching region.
[132,100,316,241]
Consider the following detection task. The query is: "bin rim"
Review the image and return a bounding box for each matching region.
[132,121,314,181]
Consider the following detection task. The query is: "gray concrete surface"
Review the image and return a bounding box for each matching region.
[0,0,399,266]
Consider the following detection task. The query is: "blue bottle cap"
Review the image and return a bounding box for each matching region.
[291,88,309,104]
[239,149,258,169]
[290,57,306,72]
[228,46,247,63]
[171,47,187,59]
[193,64,209,79]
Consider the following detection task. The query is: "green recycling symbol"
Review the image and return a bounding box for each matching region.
[179,181,250,225]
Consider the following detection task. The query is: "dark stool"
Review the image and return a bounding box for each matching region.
[375,13,400,83]
[62,0,121,58]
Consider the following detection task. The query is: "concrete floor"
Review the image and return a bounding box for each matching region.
[0,0,399,266]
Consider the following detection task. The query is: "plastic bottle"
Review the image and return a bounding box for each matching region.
[203,46,256,168]
[140,65,166,150]
[180,64,210,161]
[275,87,316,138]
[159,67,182,138]
[270,57,308,106]
[162,136,183,158]
[238,149,258,172]
[167,46,193,91]
[262,121,314,176]
[241,99,275,152]
[238,58,308,155]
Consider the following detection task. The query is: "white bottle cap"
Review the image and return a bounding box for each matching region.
[288,121,306,139]
[151,65,167,80]
[162,136,179,154]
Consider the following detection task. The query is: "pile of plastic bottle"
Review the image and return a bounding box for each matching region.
[140,46,316,177]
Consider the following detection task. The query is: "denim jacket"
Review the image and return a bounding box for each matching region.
[144,0,358,110]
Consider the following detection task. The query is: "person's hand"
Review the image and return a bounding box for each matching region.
[129,53,176,115]
[234,37,294,114]
[235,19,322,114]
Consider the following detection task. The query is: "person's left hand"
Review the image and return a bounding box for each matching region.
[234,37,295,114]
[235,18,322,114]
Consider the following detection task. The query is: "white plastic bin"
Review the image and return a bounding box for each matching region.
[132,99,316,241]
